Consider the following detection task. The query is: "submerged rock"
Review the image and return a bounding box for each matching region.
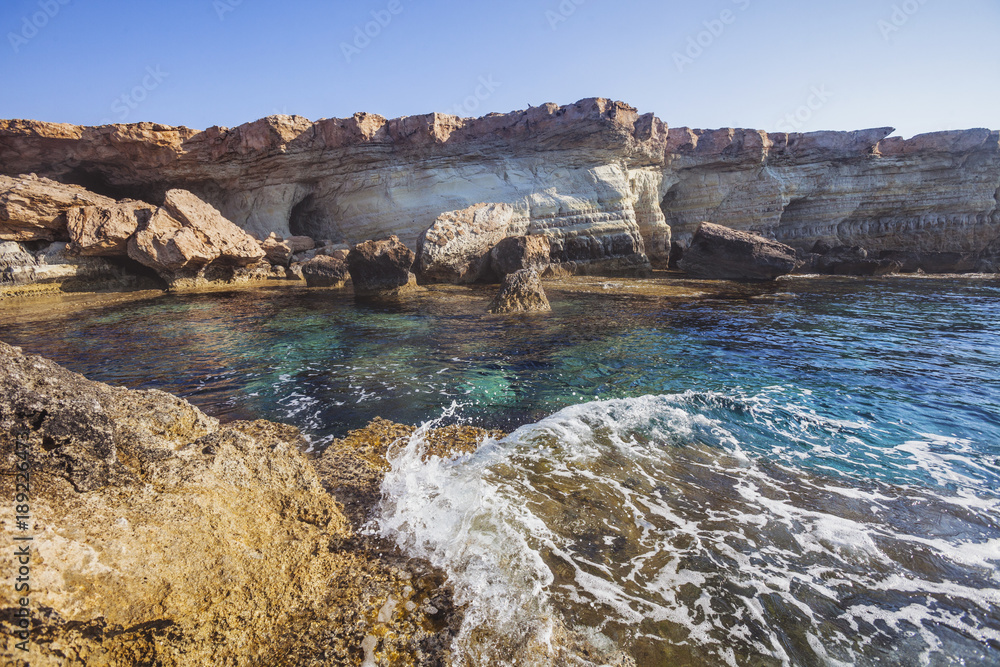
[347,235,417,296]
[489,234,551,277]
[0,342,460,665]
[678,222,796,281]
[488,268,551,314]
[416,203,516,283]
[300,254,349,288]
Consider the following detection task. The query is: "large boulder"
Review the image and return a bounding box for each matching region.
[66,200,155,257]
[416,203,515,283]
[0,342,457,665]
[490,234,551,277]
[347,235,417,296]
[300,254,349,288]
[488,268,552,314]
[678,222,797,281]
[0,174,116,242]
[261,233,316,266]
[127,189,265,284]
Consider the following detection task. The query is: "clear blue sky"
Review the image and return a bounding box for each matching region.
[1,0,997,138]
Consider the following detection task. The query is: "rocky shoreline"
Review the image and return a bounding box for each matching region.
[2,98,998,301]
[0,340,517,665]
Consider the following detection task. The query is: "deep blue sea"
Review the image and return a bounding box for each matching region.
[2,275,998,666]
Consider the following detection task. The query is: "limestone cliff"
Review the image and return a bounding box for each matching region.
[1,99,998,271]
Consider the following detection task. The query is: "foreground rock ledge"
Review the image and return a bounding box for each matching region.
[0,341,463,666]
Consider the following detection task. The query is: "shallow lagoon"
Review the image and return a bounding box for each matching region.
[2,274,999,665]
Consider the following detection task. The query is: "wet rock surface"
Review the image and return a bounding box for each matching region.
[347,236,418,297]
[301,254,350,288]
[0,342,462,666]
[487,268,552,314]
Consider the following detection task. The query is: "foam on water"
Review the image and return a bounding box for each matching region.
[374,393,1000,666]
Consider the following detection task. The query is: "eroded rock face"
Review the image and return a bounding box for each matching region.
[488,268,552,314]
[0,175,116,242]
[0,342,459,665]
[416,203,517,283]
[490,235,551,277]
[678,222,797,281]
[0,101,996,273]
[301,254,349,288]
[1,241,142,296]
[347,236,417,296]
[67,200,155,257]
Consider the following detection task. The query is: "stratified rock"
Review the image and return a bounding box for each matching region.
[66,200,155,257]
[347,235,417,296]
[679,222,797,281]
[416,203,516,283]
[488,268,551,313]
[878,250,979,274]
[0,341,458,665]
[1,103,996,268]
[301,254,349,288]
[489,234,551,277]
[0,174,116,242]
[1,241,143,296]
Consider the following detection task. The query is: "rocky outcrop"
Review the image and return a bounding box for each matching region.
[679,222,797,281]
[66,200,154,257]
[300,254,349,288]
[796,243,902,276]
[416,203,517,283]
[347,236,417,296]
[488,268,551,314]
[261,233,315,265]
[0,100,996,275]
[0,241,150,296]
[0,341,460,665]
[127,189,265,286]
[1,175,116,242]
[490,235,551,277]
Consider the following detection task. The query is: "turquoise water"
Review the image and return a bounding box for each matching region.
[2,276,999,665]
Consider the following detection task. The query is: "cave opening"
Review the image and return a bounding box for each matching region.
[60,166,163,204]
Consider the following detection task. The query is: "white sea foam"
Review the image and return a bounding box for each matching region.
[373,393,1000,666]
